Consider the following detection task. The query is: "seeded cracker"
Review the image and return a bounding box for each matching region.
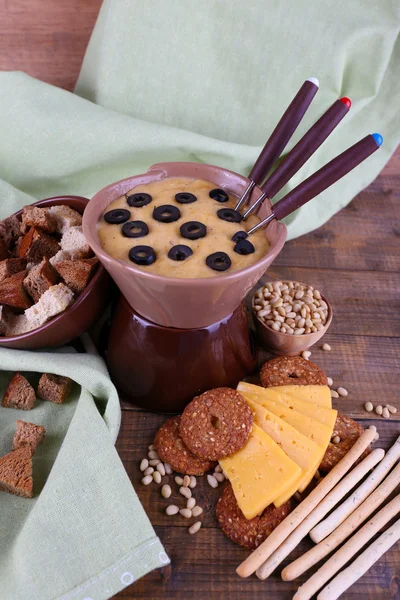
[260,356,328,387]
[179,388,253,461]
[154,416,215,476]
[216,483,292,550]
[319,413,371,473]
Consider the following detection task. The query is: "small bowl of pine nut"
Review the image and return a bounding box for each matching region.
[252,280,333,356]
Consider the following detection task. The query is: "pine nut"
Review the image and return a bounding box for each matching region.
[189,475,197,488]
[313,289,321,299]
[187,497,196,510]
[271,322,280,331]
[277,306,286,317]
[166,505,179,515]
[311,325,317,332]
[300,307,307,319]
[302,350,311,360]
[141,475,153,485]
[189,521,202,535]
[327,377,333,386]
[183,475,191,487]
[305,318,313,328]
[275,315,285,323]
[375,405,383,416]
[214,464,222,473]
[149,459,161,466]
[387,405,397,414]
[293,303,302,312]
[382,407,390,419]
[286,328,294,335]
[305,328,311,334]
[272,298,283,308]
[266,283,273,292]
[161,485,172,499]
[364,401,374,412]
[316,323,324,331]
[192,506,203,517]
[294,328,305,335]
[322,343,331,351]
[214,472,225,482]
[143,467,154,476]
[286,312,296,319]
[332,435,341,444]
[175,476,184,486]
[153,471,162,484]
[207,474,218,488]
[330,390,339,398]
[164,463,172,475]
[148,450,159,460]
[297,317,306,328]
[140,459,149,472]
[337,387,348,397]
[148,444,156,451]
[295,290,304,299]
[179,486,192,499]
[157,463,166,476]
[180,508,192,519]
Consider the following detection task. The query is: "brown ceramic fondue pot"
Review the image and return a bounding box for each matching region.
[83,162,287,412]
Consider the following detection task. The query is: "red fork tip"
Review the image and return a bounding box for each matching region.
[339,97,351,108]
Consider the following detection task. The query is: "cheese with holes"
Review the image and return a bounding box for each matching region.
[271,385,332,408]
[245,397,324,500]
[219,423,302,519]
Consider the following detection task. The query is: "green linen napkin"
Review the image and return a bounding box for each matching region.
[0,0,399,240]
[0,346,169,600]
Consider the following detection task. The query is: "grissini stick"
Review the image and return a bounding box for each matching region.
[242,97,351,220]
[247,132,383,235]
[255,448,385,580]
[293,495,400,600]
[236,427,376,578]
[235,77,319,211]
[311,435,400,543]
[282,460,400,582]
[317,517,400,600]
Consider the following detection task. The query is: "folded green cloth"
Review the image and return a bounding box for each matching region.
[0,345,169,600]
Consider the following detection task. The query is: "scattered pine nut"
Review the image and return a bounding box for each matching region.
[183,475,191,487]
[153,471,162,484]
[189,476,197,488]
[175,476,184,486]
[327,377,333,387]
[179,486,192,499]
[302,350,312,360]
[337,387,348,397]
[214,464,222,473]
[148,444,156,451]
[375,405,383,416]
[149,459,161,466]
[374,432,380,441]
[364,402,374,412]
[332,435,341,444]
[141,475,153,485]
[180,508,192,519]
[192,506,203,517]
[156,463,166,476]
[161,485,172,499]
[148,450,159,460]
[140,459,149,472]
[214,472,225,483]
[322,343,331,351]
[330,390,339,398]
[382,407,390,419]
[387,405,397,414]
[187,497,196,510]
[189,521,202,535]
[143,466,154,476]
[164,463,172,475]
[207,474,218,488]
[166,505,179,516]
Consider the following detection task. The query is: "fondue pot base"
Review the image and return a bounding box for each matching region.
[107,294,257,413]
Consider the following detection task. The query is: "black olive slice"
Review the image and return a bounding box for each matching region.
[153,205,181,223]
[217,208,242,223]
[234,239,255,255]
[209,188,229,202]
[168,244,193,261]
[175,192,197,204]
[206,251,232,272]
[122,220,149,238]
[128,245,156,266]
[126,192,152,208]
[231,230,248,243]
[180,221,207,240]
[104,209,131,224]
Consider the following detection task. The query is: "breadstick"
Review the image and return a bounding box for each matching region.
[293,495,400,600]
[282,460,400,582]
[311,435,400,543]
[236,427,376,578]
[317,517,400,600]
[256,448,384,580]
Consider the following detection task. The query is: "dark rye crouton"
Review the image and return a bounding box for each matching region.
[1,373,36,410]
[38,373,72,404]
[0,271,32,310]
[0,237,10,260]
[13,420,46,454]
[55,257,98,295]
[0,214,22,249]
[23,257,59,302]
[21,205,57,234]
[0,305,6,336]
[0,446,33,498]
[18,227,60,264]
[0,258,27,283]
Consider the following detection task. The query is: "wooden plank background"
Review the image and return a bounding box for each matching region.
[0,1,399,599]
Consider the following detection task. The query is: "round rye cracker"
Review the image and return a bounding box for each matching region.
[179,387,253,461]
[260,356,328,387]
[154,416,215,475]
[319,413,371,473]
[216,483,292,550]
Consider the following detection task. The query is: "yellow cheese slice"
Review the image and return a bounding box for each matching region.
[245,397,324,499]
[237,382,337,431]
[270,385,332,408]
[219,423,302,519]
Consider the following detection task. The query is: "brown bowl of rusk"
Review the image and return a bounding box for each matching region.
[252,281,333,356]
[82,162,287,330]
[0,195,113,350]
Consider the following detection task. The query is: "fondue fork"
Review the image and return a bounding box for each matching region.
[235,78,319,212]
[247,133,383,235]
[241,97,351,220]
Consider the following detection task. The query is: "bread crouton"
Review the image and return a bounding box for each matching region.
[48,205,82,234]
[38,373,72,405]
[55,257,98,295]
[21,205,57,234]
[18,227,60,264]
[25,283,74,329]
[0,446,33,498]
[13,420,45,454]
[60,226,92,259]
[0,215,22,249]
[0,237,10,260]
[23,258,58,302]
[5,314,36,337]
[0,306,6,336]
[49,250,72,266]
[0,258,27,283]
[1,373,36,410]
[0,271,32,310]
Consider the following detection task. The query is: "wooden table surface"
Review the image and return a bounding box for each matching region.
[1,1,399,599]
